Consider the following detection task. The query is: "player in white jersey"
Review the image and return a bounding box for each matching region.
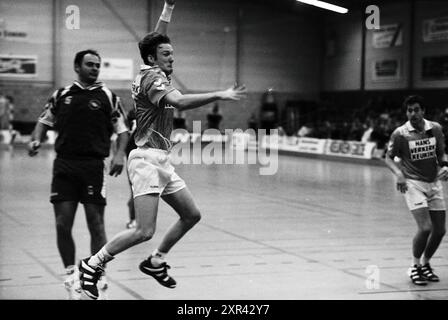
[77,0,247,300]
[385,95,448,285]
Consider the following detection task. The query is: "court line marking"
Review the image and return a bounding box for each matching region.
[190,167,440,299]
[199,222,424,298]
[22,249,64,282]
[189,166,370,218]
[22,249,146,300]
[0,209,26,227]
[4,150,439,299]
[193,180,342,218]
[106,277,146,300]
[359,288,448,295]
[345,263,448,271]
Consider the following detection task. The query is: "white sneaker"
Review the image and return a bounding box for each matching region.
[97,273,109,300]
[63,267,81,300]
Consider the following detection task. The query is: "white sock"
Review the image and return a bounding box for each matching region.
[88,247,114,267]
[65,265,76,275]
[151,249,167,266]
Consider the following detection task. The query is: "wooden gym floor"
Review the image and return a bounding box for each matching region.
[0,146,447,300]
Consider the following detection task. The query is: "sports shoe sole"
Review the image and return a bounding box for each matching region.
[411,280,428,286]
[139,263,176,288]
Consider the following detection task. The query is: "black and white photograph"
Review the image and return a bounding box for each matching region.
[1,0,448,307]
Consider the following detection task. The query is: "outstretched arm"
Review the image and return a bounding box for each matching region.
[163,84,247,111]
[154,0,176,35]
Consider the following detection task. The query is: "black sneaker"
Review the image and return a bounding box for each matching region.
[78,257,104,299]
[409,265,427,286]
[139,256,177,288]
[421,263,440,282]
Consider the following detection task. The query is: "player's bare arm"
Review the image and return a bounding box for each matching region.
[437,153,448,181]
[384,155,408,193]
[163,84,247,111]
[154,0,176,35]
[28,121,50,156]
[109,131,129,177]
[435,126,448,181]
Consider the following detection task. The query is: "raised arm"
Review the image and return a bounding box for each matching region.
[154,0,176,35]
[163,84,247,111]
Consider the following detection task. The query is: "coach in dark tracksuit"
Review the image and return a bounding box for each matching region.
[28,49,129,299]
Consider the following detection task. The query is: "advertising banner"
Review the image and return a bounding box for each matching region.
[99,58,134,80]
[297,137,326,154]
[325,140,376,159]
[372,24,403,48]
[423,17,448,42]
[0,55,37,77]
[372,59,401,82]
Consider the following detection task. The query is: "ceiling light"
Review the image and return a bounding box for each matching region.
[296,0,348,14]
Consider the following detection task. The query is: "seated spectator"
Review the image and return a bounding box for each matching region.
[247,112,258,131]
[206,103,222,131]
[348,117,364,141]
[314,120,333,139]
[297,122,314,137]
[173,108,187,130]
[361,118,375,143]
[259,88,278,131]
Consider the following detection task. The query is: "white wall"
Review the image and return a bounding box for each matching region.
[57,0,148,89]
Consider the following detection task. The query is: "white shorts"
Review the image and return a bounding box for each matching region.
[403,179,446,212]
[127,147,186,198]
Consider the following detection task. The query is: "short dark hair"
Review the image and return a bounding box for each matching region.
[74,49,101,67]
[138,32,171,65]
[403,95,425,111]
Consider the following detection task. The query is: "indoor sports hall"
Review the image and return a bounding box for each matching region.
[1,0,447,300]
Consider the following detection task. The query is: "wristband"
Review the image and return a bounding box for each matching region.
[160,3,175,23]
[440,161,448,168]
